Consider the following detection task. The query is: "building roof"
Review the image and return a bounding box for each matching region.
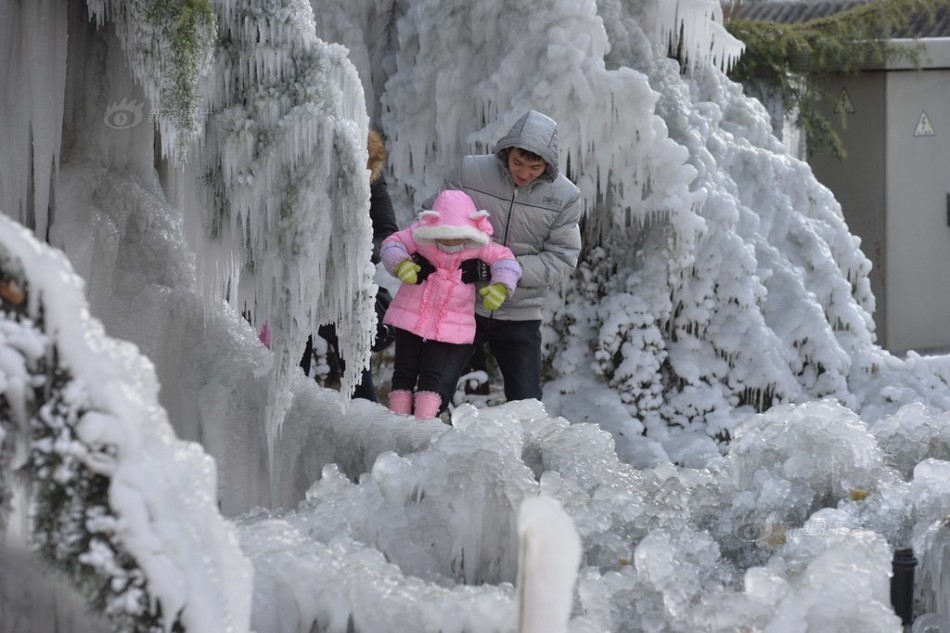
[729,1,950,38]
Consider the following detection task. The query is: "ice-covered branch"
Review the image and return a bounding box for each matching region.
[183,0,376,460]
[85,0,217,157]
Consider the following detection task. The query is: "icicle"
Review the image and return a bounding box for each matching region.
[0,0,68,238]
[657,0,745,75]
[174,0,375,466]
[84,0,216,161]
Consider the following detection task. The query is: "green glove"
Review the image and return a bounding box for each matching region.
[395,259,421,284]
[479,283,509,311]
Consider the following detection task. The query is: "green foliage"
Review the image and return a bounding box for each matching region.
[144,0,216,133]
[726,0,945,158]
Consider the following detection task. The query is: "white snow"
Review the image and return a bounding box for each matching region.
[3,0,950,632]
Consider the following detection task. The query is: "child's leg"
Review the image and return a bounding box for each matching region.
[416,340,468,393]
[414,341,473,418]
[391,328,423,392]
[389,328,422,414]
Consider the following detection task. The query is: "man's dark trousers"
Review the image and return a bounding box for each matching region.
[439,315,543,412]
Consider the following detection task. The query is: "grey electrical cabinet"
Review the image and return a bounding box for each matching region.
[810,39,950,355]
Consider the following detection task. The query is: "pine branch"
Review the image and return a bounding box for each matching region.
[726,0,948,158]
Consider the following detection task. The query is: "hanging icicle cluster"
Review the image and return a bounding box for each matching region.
[192,0,375,460]
[84,0,216,157]
[658,0,745,75]
[0,1,68,240]
[77,0,376,460]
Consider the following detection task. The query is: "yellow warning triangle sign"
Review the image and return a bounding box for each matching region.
[834,88,855,114]
[914,112,936,137]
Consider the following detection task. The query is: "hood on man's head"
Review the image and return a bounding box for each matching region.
[493,110,559,183]
[412,190,493,248]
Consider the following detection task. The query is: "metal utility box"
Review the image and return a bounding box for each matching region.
[810,39,950,355]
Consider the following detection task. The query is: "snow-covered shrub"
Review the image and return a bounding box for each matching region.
[0,216,252,632]
[539,3,886,443]
[593,290,667,421]
[30,365,177,631]
[0,260,176,630]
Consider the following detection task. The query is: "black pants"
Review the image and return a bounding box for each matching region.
[301,327,377,402]
[391,328,473,394]
[438,316,543,410]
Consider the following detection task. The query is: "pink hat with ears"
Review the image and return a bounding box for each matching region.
[412,190,493,247]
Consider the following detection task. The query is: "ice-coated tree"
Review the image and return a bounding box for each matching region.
[372,0,950,443]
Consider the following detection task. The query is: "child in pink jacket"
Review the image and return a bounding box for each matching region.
[381,190,522,418]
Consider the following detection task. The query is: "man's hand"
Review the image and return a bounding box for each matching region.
[395,259,422,284]
[479,283,509,311]
[460,259,491,284]
[411,253,436,282]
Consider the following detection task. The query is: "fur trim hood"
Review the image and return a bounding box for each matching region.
[411,190,493,248]
[368,129,386,184]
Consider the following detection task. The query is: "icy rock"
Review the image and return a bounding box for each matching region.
[914,516,950,620]
[912,613,950,633]
[872,403,950,479]
[765,526,900,632]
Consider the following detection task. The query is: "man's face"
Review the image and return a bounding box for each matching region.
[507,148,546,187]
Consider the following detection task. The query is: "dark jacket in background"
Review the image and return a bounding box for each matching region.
[368,129,399,263]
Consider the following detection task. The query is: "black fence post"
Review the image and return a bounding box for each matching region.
[891,547,917,626]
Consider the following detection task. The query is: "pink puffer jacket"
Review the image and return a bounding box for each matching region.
[381,190,521,344]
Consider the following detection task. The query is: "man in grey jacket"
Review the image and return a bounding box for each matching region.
[429,110,582,411]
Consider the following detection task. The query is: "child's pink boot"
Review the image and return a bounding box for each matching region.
[388,389,413,415]
[413,391,441,419]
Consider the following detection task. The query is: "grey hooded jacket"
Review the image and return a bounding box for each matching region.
[430,110,582,321]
